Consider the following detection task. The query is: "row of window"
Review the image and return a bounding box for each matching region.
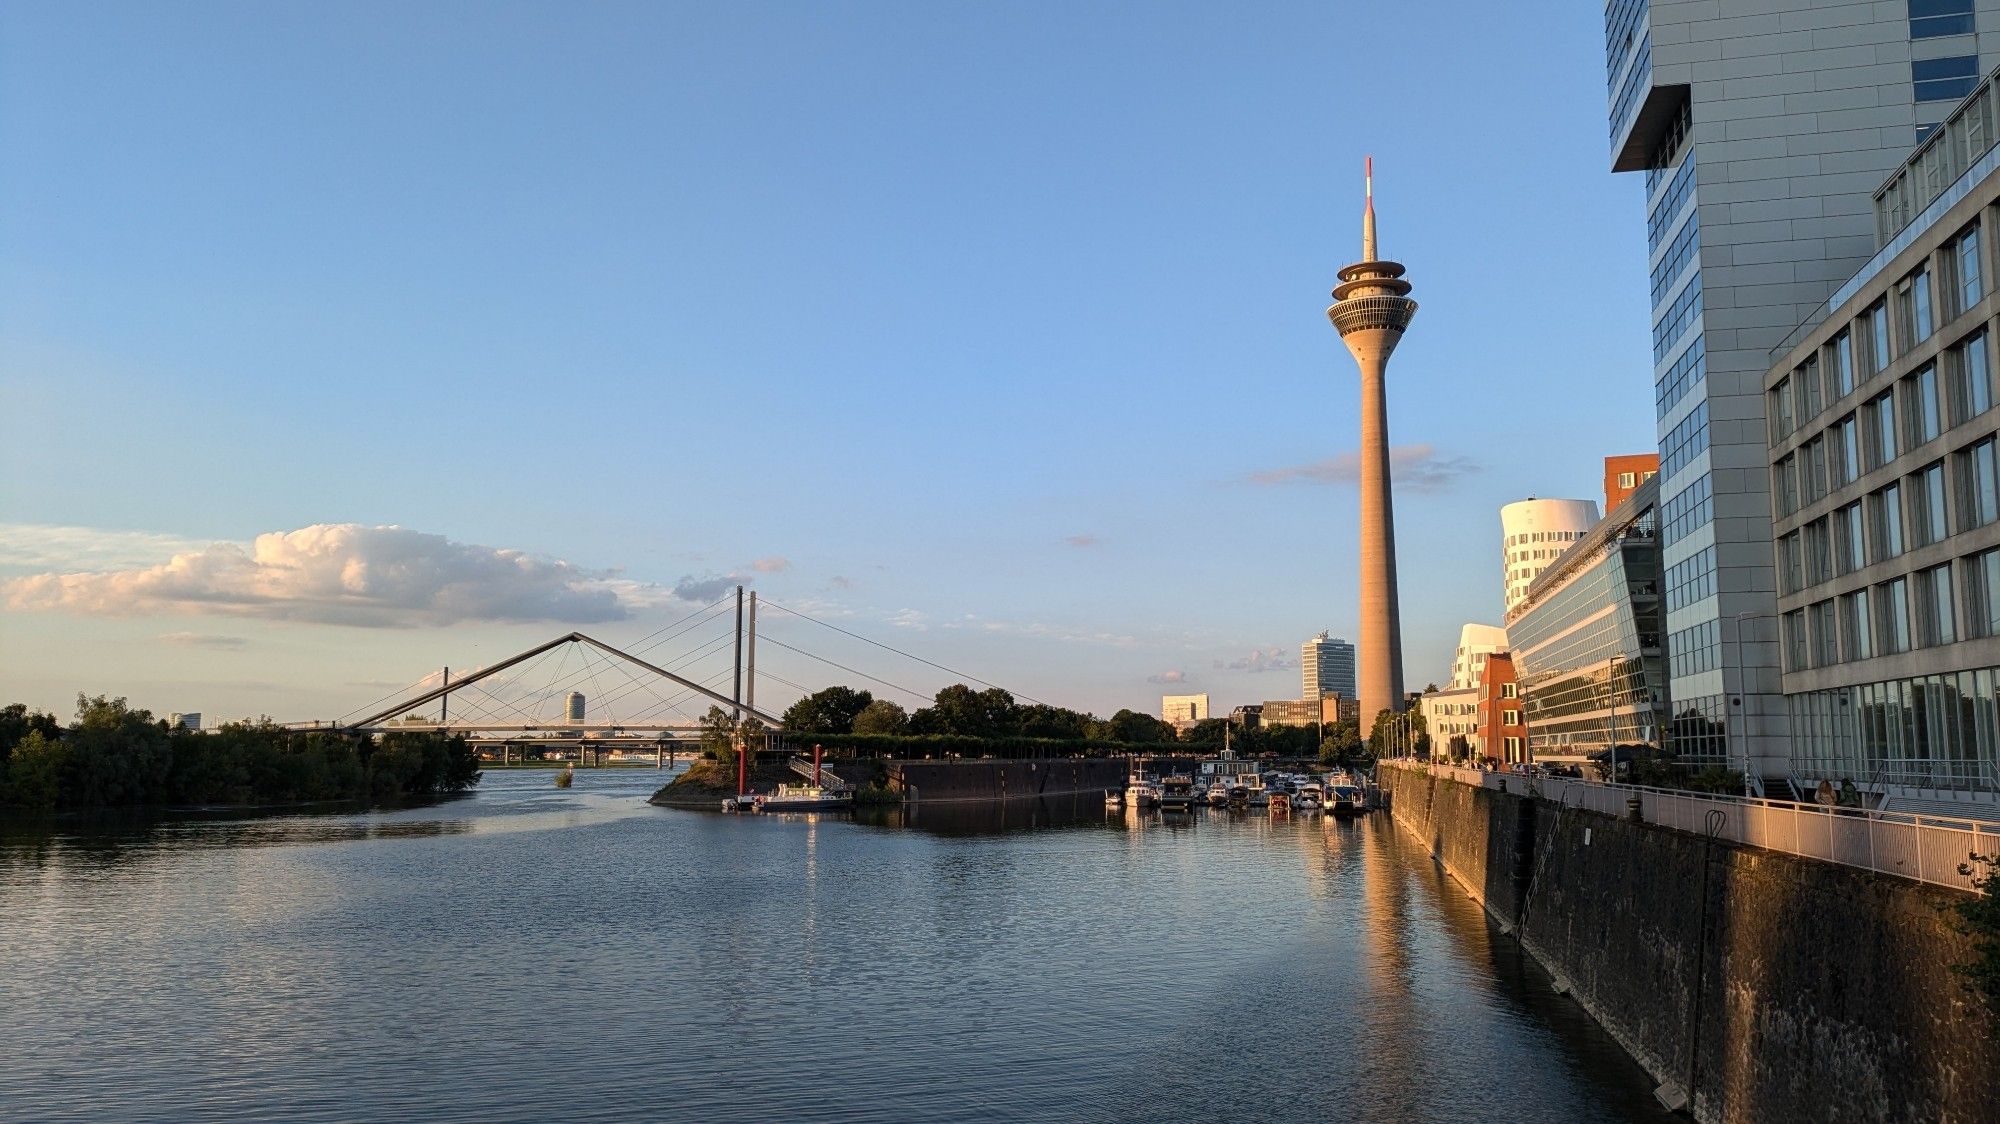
[1650,209,1700,308]
[1912,0,1976,40]
[1667,618,1723,680]
[1647,158,1696,256]
[1775,331,1993,517]
[1880,73,1993,241]
[1666,547,1717,614]
[1654,274,1702,362]
[1780,436,2000,596]
[1504,529,1583,548]
[1662,474,1712,548]
[1915,54,1980,105]
[1772,225,1984,444]
[1662,403,1709,482]
[1781,546,2000,671]
[1656,335,1706,422]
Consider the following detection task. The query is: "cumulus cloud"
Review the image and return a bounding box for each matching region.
[3,523,642,628]
[1215,647,1296,674]
[1064,534,1099,548]
[0,524,212,572]
[1244,444,1479,492]
[751,557,792,573]
[670,574,747,603]
[1147,670,1189,684]
[156,632,248,649]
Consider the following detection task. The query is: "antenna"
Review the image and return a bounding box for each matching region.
[1362,155,1377,261]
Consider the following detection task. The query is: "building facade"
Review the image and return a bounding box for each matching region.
[1604,453,1661,513]
[1501,498,1601,615]
[1161,694,1211,728]
[1421,687,1481,757]
[1766,67,2000,808]
[1261,695,1351,729]
[1605,0,2000,779]
[1301,632,1357,701]
[1448,623,1510,690]
[1477,653,1527,764]
[1509,477,1668,765]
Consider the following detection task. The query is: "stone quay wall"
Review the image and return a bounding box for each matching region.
[886,758,1129,804]
[1380,765,1999,1124]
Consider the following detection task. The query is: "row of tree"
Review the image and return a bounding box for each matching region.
[0,696,482,810]
[772,683,1405,767]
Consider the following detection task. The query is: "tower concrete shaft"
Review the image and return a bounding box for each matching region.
[1327,158,1416,726]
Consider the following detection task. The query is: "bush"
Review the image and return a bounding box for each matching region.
[1958,852,2000,1020]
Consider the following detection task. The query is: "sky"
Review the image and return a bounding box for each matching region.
[0,1,1656,727]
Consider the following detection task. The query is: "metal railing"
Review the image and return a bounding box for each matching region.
[787,755,852,793]
[1384,759,1996,893]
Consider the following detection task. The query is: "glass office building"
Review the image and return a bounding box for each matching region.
[1508,479,1667,764]
[1603,0,1998,782]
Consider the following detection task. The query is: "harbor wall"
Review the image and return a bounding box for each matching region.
[1379,766,2000,1124]
[886,758,1128,803]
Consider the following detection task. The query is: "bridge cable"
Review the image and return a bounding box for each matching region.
[758,598,1052,706]
[752,635,934,704]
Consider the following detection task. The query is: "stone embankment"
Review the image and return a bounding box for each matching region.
[1380,765,1998,1124]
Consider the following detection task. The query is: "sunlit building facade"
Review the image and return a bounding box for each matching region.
[1301,632,1357,701]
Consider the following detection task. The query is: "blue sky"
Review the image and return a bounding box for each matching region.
[0,2,1655,725]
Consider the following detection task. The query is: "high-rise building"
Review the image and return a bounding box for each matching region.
[1766,65,2000,812]
[1501,498,1600,615]
[1448,623,1510,691]
[1604,1,1999,780]
[1302,632,1357,700]
[1160,693,1210,728]
[565,692,586,724]
[1327,158,1418,724]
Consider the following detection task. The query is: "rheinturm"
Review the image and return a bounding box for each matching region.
[1327,157,1416,726]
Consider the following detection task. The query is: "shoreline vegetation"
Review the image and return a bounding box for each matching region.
[0,696,480,813]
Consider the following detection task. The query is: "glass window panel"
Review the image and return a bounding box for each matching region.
[1833,331,1856,398]
[1960,226,1983,311]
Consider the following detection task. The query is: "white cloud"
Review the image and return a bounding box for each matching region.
[3,523,644,628]
[671,574,748,603]
[751,556,792,573]
[1215,647,1296,674]
[156,631,249,650]
[1147,670,1189,684]
[1243,444,1479,492]
[0,524,212,572]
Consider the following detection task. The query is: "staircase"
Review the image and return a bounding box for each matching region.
[788,755,852,793]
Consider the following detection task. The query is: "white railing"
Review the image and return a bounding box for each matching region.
[1383,758,1997,893]
[788,755,851,793]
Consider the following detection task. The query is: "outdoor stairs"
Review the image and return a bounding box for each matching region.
[788,756,852,793]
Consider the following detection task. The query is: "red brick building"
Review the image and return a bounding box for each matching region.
[1478,652,1526,764]
[1601,453,1660,513]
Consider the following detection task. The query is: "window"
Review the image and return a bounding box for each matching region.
[1958,225,1984,312]
[1832,331,1856,399]
[1908,364,1943,445]
[1501,682,1517,699]
[1917,563,1958,646]
[1953,331,1991,423]
[1958,438,1999,528]
[1913,460,1950,546]
[1504,736,1523,757]
[1835,414,1861,485]
[1872,481,1906,561]
[1968,549,2000,638]
[1914,56,1980,103]
[1870,301,1892,372]
[1878,578,1912,654]
[1770,376,1795,442]
[1805,518,1833,585]
[1914,265,1935,342]
[1842,589,1875,660]
[1911,0,1976,39]
[1803,436,1829,503]
[1798,354,1824,420]
[1869,390,1899,466]
[1779,531,1805,594]
[1836,501,1866,573]
[1784,609,1809,671]
[1503,709,1521,725]
[1811,599,1840,666]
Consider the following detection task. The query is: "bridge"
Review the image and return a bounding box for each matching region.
[295,589,1014,766]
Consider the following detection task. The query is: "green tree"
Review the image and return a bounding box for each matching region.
[1179,718,1232,746]
[3,730,68,809]
[698,705,741,769]
[0,703,61,769]
[1093,709,1175,744]
[1956,852,2000,1018]
[850,699,909,736]
[780,686,875,735]
[1017,702,1092,740]
[910,684,1018,737]
[1366,708,1425,757]
[1319,719,1363,765]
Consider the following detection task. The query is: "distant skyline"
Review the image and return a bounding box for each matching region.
[0,2,1654,723]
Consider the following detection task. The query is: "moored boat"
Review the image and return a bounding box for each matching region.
[1126,778,1161,808]
[1269,792,1292,816]
[1159,775,1196,811]
[753,783,851,812]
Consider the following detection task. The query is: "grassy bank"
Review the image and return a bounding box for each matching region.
[649,760,800,807]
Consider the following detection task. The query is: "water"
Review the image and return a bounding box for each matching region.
[1,769,1673,1123]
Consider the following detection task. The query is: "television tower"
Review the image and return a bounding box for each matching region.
[1327,157,1417,727]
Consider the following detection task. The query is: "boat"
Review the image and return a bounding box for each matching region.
[1269,792,1292,816]
[1206,784,1232,807]
[1328,784,1363,816]
[1241,773,1270,807]
[1105,788,1125,810]
[752,783,851,812]
[1159,774,1197,811]
[1295,783,1324,813]
[1126,778,1161,808]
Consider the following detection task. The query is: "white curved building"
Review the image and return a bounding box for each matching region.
[1500,498,1599,615]
[1449,623,1509,691]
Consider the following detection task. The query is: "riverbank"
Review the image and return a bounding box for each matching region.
[1380,763,2000,1123]
[648,761,801,808]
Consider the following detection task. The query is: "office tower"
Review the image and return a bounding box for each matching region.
[1302,631,1358,700]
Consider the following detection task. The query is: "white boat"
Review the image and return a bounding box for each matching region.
[1328,785,1363,816]
[1126,778,1161,808]
[751,783,851,812]
[1241,773,1269,806]
[1295,783,1324,813]
[1159,775,1196,811]
[1206,784,1232,807]
[1105,788,1125,809]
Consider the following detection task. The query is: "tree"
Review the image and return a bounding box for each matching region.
[1093,709,1175,744]
[1367,708,1426,758]
[1319,720,1363,765]
[697,705,741,769]
[780,686,875,735]
[1179,718,1231,746]
[910,684,1018,737]
[1016,702,1092,740]
[0,703,61,768]
[850,699,909,736]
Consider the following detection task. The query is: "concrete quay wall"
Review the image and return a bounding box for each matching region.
[886,758,1128,803]
[1380,766,1999,1124]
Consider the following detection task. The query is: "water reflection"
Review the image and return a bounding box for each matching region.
[0,772,1671,1124]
